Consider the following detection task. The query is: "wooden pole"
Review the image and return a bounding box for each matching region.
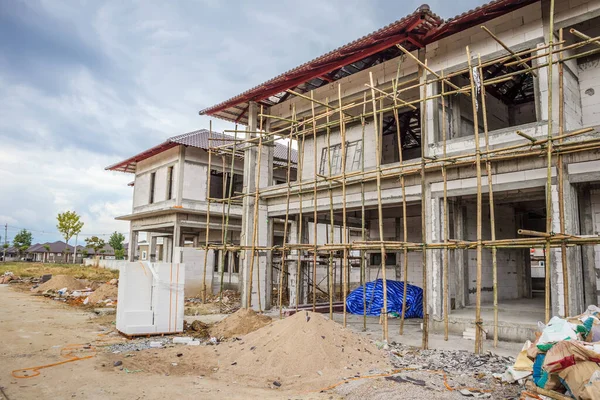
[279,105,296,318]
[441,71,450,341]
[466,46,484,354]
[369,71,388,341]
[311,91,319,313]
[420,58,429,350]
[545,0,556,324]
[557,27,570,317]
[478,54,499,347]
[361,93,367,331]
[296,127,306,311]
[202,121,213,303]
[326,97,335,318]
[338,84,349,327]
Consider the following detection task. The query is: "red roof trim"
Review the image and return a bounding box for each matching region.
[105,141,178,173]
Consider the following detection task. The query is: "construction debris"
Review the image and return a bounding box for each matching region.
[34,275,87,293]
[516,305,600,399]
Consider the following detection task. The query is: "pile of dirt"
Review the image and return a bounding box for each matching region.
[35,275,88,293]
[87,283,118,304]
[214,311,390,390]
[209,308,272,338]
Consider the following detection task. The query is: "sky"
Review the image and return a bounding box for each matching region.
[0,0,488,246]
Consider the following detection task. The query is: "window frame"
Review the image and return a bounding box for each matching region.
[319,140,363,175]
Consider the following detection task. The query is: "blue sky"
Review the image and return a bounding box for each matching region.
[0,0,488,245]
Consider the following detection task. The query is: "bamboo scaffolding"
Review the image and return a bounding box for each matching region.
[466,46,484,354]
[327,97,335,318]
[420,58,429,350]
[197,21,600,356]
[558,28,570,317]
[278,105,296,318]
[202,122,213,303]
[370,71,388,341]
[311,92,319,313]
[339,84,349,327]
[478,54,499,347]
[441,70,449,341]
[360,93,367,331]
[545,0,556,324]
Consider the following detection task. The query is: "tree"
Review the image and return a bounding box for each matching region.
[13,229,32,259]
[56,211,84,262]
[85,236,106,258]
[109,232,125,260]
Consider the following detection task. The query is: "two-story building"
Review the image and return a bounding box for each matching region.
[107,129,296,294]
[198,0,600,341]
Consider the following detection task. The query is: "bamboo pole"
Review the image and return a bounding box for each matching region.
[296,126,305,311]
[545,0,556,324]
[219,125,238,302]
[202,121,213,303]
[279,105,296,318]
[557,27,570,317]
[326,97,335,319]
[478,54,499,347]
[480,26,537,77]
[360,93,367,331]
[369,71,388,341]
[466,46,484,354]
[338,84,349,328]
[420,58,429,350]
[311,91,318,313]
[441,70,450,341]
[246,107,265,311]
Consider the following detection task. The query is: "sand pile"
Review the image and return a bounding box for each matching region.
[210,308,272,338]
[87,283,118,304]
[214,311,390,390]
[35,275,87,293]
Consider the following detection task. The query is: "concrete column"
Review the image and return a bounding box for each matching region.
[149,234,157,262]
[579,185,598,306]
[287,218,299,307]
[128,225,138,261]
[175,145,185,207]
[241,102,274,310]
[452,200,468,308]
[550,178,584,317]
[173,220,181,263]
[429,195,443,319]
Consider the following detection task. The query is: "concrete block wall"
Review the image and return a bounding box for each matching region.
[590,189,600,303]
[465,203,521,304]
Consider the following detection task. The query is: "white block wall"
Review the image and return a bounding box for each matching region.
[465,203,521,303]
[590,189,600,303]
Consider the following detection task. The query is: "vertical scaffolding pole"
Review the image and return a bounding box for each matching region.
[361,93,367,331]
[420,59,429,350]
[202,121,213,303]
[279,105,296,318]
[545,0,556,323]
[311,92,319,312]
[220,126,238,302]
[557,27,570,317]
[478,54,499,347]
[466,46,484,354]
[325,97,335,318]
[369,71,388,341]
[441,71,450,341]
[296,129,306,311]
[246,107,265,311]
[338,84,349,328]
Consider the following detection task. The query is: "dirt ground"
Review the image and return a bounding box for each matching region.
[0,284,521,399]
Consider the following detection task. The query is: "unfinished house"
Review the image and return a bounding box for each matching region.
[106,129,296,296]
[197,0,600,350]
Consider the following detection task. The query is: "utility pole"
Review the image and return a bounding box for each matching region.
[3,223,7,262]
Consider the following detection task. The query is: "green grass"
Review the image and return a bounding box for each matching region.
[0,262,119,282]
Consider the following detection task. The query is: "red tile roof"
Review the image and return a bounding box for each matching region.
[199,0,537,124]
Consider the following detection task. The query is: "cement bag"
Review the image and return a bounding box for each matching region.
[537,317,578,351]
[558,361,600,399]
[543,340,600,374]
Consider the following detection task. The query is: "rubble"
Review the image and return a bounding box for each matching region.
[107,337,171,353]
[387,342,514,376]
[209,308,271,338]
